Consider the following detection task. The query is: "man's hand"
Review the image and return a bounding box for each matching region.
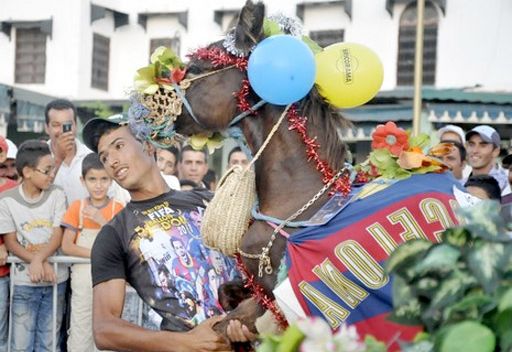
[182,316,231,352]
[0,244,7,266]
[54,131,75,161]
[82,205,107,226]
[42,261,57,283]
[226,319,257,343]
[29,258,44,283]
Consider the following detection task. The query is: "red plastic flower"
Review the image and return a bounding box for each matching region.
[371,121,409,156]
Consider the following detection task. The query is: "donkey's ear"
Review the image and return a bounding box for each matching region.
[234,0,265,55]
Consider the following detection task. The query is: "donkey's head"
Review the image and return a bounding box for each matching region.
[174,0,265,135]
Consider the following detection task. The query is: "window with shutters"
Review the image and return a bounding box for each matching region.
[309,29,344,48]
[149,36,181,59]
[15,28,47,84]
[91,33,110,91]
[397,1,439,86]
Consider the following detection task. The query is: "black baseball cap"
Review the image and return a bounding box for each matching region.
[82,113,129,153]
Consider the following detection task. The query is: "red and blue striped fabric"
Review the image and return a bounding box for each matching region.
[285,173,461,347]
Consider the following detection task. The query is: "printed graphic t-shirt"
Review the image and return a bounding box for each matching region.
[0,184,68,285]
[91,189,239,331]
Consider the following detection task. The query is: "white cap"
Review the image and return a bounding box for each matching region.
[437,125,465,144]
[5,139,17,159]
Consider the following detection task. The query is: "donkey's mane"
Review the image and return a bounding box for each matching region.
[298,87,350,171]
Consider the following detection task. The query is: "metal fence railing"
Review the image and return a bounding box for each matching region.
[5,256,145,352]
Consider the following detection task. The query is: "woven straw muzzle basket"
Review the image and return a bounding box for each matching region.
[201,164,257,256]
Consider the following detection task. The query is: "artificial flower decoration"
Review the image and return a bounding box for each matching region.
[134,46,185,95]
[189,132,225,154]
[257,317,385,352]
[371,121,409,157]
[356,123,449,181]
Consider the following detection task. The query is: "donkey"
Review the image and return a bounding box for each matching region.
[173,0,460,345]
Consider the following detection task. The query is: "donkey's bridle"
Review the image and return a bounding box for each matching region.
[173,64,266,129]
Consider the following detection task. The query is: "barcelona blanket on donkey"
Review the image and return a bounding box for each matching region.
[285,172,461,344]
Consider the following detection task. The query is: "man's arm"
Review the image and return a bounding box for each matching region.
[93,278,231,352]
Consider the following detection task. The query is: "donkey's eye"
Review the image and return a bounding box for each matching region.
[187,64,203,75]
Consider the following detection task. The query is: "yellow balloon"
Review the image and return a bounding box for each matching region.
[315,42,384,109]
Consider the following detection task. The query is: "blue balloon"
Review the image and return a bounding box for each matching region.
[248,35,316,105]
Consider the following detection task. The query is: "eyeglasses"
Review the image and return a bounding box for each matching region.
[34,167,56,176]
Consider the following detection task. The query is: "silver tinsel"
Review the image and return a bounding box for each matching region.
[222,30,253,57]
[222,13,304,57]
[267,13,303,37]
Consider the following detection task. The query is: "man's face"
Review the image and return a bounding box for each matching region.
[466,134,499,171]
[178,151,208,184]
[228,151,249,168]
[210,251,225,273]
[0,158,18,180]
[441,146,465,179]
[173,240,187,258]
[45,108,77,141]
[97,126,153,191]
[157,149,177,176]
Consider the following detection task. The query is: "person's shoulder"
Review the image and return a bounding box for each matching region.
[47,184,67,198]
[0,184,19,200]
[75,139,93,156]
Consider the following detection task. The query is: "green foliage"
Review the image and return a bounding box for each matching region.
[387,201,512,351]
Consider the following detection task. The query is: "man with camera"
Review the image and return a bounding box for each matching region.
[45,99,129,205]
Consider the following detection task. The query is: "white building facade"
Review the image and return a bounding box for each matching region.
[1,0,512,165]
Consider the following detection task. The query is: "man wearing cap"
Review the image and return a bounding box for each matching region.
[437,124,466,144]
[82,115,253,351]
[465,125,511,195]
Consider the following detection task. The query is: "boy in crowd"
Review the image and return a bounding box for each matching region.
[465,174,502,201]
[0,140,68,351]
[61,153,124,352]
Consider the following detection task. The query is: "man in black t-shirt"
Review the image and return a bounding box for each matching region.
[82,114,253,351]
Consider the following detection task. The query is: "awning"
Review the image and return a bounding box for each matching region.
[0,19,53,40]
[427,103,512,125]
[90,4,129,30]
[341,103,413,122]
[296,0,352,20]
[138,11,188,31]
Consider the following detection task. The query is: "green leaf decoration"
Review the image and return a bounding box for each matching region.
[364,335,388,352]
[495,308,512,351]
[438,321,495,352]
[430,269,477,313]
[276,325,304,352]
[413,244,460,276]
[301,35,323,54]
[498,287,512,312]
[441,227,471,247]
[442,291,495,323]
[388,298,423,325]
[257,334,282,352]
[409,134,431,150]
[263,19,284,37]
[386,239,432,276]
[400,340,435,352]
[457,201,509,241]
[467,241,506,293]
[414,277,440,299]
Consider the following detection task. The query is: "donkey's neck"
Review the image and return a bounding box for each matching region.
[240,106,327,220]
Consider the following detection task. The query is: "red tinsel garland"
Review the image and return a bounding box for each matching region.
[235,254,289,331]
[189,47,248,71]
[287,105,352,196]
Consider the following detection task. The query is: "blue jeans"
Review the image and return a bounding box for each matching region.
[0,276,9,351]
[10,283,66,352]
